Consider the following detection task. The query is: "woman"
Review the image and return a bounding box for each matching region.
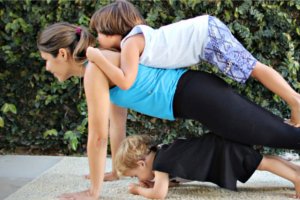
[37,22,300,200]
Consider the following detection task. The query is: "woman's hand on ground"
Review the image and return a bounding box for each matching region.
[104,171,119,181]
[58,189,99,200]
[84,171,119,182]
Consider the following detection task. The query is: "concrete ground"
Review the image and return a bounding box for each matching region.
[0,155,62,200]
[0,155,297,200]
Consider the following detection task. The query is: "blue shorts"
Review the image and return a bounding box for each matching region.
[204,16,257,83]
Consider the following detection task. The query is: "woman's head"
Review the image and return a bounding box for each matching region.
[37,22,95,64]
[115,134,154,179]
[90,0,145,38]
[37,22,95,81]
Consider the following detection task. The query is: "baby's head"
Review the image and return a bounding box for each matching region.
[90,0,145,38]
[115,135,155,181]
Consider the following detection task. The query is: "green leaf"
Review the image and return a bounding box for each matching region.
[0,117,4,128]
[43,129,58,138]
[1,103,17,114]
[296,27,300,36]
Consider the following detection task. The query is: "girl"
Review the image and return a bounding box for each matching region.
[37,22,300,200]
[87,0,300,126]
[115,134,300,199]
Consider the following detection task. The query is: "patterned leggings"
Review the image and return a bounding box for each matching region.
[173,70,300,149]
[203,16,257,83]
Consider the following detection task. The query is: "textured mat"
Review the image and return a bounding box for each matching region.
[4,157,296,200]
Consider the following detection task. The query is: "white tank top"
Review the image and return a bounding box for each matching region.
[121,15,209,69]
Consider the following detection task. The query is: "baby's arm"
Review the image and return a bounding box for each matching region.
[129,171,169,199]
[86,35,143,90]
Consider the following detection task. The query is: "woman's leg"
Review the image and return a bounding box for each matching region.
[173,71,300,149]
[258,155,300,198]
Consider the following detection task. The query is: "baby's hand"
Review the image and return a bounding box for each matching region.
[128,183,139,195]
[139,180,154,188]
[86,47,102,62]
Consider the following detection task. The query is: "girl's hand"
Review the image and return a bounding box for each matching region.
[58,189,99,200]
[86,47,103,62]
[128,183,139,195]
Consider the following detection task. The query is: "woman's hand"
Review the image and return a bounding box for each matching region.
[58,189,99,200]
[104,171,119,181]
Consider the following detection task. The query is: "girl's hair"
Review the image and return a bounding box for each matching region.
[90,0,145,38]
[114,134,153,176]
[37,22,95,64]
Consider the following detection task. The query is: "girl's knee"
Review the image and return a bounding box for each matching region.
[251,62,267,78]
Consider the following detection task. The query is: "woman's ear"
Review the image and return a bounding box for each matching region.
[58,48,69,61]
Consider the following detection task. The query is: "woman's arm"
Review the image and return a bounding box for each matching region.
[86,35,144,90]
[84,62,110,197]
[106,103,128,180]
[129,171,169,199]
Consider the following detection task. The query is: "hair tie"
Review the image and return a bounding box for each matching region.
[75,27,81,36]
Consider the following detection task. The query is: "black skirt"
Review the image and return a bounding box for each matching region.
[152,133,263,191]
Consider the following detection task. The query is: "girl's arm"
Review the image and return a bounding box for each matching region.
[129,171,169,199]
[84,62,110,197]
[107,103,128,180]
[86,35,144,90]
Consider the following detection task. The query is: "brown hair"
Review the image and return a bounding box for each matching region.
[37,22,95,64]
[90,0,145,38]
[114,135,153,176]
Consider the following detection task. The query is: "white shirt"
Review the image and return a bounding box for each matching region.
[121,15,209,69]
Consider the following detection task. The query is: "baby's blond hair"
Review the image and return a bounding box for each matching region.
[114,135,153,176]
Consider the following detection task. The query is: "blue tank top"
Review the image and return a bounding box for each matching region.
[109,65,187,120]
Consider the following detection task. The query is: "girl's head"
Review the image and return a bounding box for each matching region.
[115,135,155,181]
[90,0,145,48]
[37,22,95,81]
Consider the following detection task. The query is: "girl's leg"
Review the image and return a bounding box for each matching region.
[204,16,300,127]
[173,71,300,149]
[258,155,300,198]
[251,62,300,127]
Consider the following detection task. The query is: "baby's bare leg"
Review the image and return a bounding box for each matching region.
[257,155,300,198]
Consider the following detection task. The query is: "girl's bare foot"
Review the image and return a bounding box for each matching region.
[290,96,300,127]
[84,171,119,181]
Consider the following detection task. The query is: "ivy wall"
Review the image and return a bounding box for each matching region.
[0,0,299,154]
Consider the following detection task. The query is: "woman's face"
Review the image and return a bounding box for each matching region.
[40,50,73,82]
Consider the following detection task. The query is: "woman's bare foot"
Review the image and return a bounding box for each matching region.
[84,171,119,181]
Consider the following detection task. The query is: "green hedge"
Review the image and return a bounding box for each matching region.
[1,0,299,154]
